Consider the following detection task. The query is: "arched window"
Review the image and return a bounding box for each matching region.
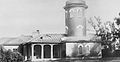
[53,45,60,58]
[34,45,41,59]
[86,45,90,51]
[85,45,90,54]
[78,44,83,54]
[65,26,68,34]
[44,45,51,58]
[79,46,82,54]
[85,44,90,50]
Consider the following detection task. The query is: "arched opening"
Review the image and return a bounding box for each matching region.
[53,45,60,58]
[34,45,41,59]
[44,45,51,58]
[85,44,90,50]
[86,46,89,51]
[79,46,83,54]
[85,45,90,54]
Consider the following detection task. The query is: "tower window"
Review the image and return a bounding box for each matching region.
[65,26,68,34]
[69,7,83,18]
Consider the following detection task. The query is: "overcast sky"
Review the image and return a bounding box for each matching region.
[0,0,120,37]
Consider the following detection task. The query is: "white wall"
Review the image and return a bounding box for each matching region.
[4,46,19,51]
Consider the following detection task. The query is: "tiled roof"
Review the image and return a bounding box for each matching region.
[0,34,65,45]
[27,34,65,43]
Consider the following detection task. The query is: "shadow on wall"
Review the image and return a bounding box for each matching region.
[66,43,102,58]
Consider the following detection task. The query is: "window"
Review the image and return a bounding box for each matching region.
[53,45,60,58]
[85,45,90,54]
[44,45,51,58]
[69,7,83,18]
[86,46,90,51]
[65,26,68,34]
[79,46,82,54]
[34,45,41,59]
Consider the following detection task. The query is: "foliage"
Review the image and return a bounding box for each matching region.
[0,46,24,62]
[88,16,120,57]
[88,16,120,42]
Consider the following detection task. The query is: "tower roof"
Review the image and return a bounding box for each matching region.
[64,0,88,10]
[66,0,85,5]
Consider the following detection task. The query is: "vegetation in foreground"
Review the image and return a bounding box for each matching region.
[0,45,24,62]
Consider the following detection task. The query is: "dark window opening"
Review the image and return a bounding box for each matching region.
[53,45,60,58]
[44,45,51,58]
[34,45,41,59]
[79,46,82,54]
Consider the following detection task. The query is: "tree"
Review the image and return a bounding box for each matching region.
[0,45,24,62]
[88,16,120,57]
[88,16,119,42]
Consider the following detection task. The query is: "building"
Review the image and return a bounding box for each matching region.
[17,0,102,62]
[0,35,32,51]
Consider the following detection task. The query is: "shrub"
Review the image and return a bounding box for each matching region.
[0,46,24,62]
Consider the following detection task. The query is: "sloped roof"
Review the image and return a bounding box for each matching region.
[0,33,98,45]
[26,34,65,43]
[0,35,32,46]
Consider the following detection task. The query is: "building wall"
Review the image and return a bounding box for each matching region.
[19,43,66,61]
[66,42,102,58]
[4,46,18,51]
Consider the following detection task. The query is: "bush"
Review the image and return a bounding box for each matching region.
[0,48,24,62]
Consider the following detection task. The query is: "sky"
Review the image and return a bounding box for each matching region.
[0,0,120,38]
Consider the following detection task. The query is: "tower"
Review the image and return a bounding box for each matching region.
[63,0,102,58]
[64,0,88,39]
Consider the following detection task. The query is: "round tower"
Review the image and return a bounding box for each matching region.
[64,0,88,37]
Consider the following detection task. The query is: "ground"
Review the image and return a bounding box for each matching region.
[25,57,120,62]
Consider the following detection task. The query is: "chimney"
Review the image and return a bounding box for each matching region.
[36,30,40,34]
[32,30,40,38]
